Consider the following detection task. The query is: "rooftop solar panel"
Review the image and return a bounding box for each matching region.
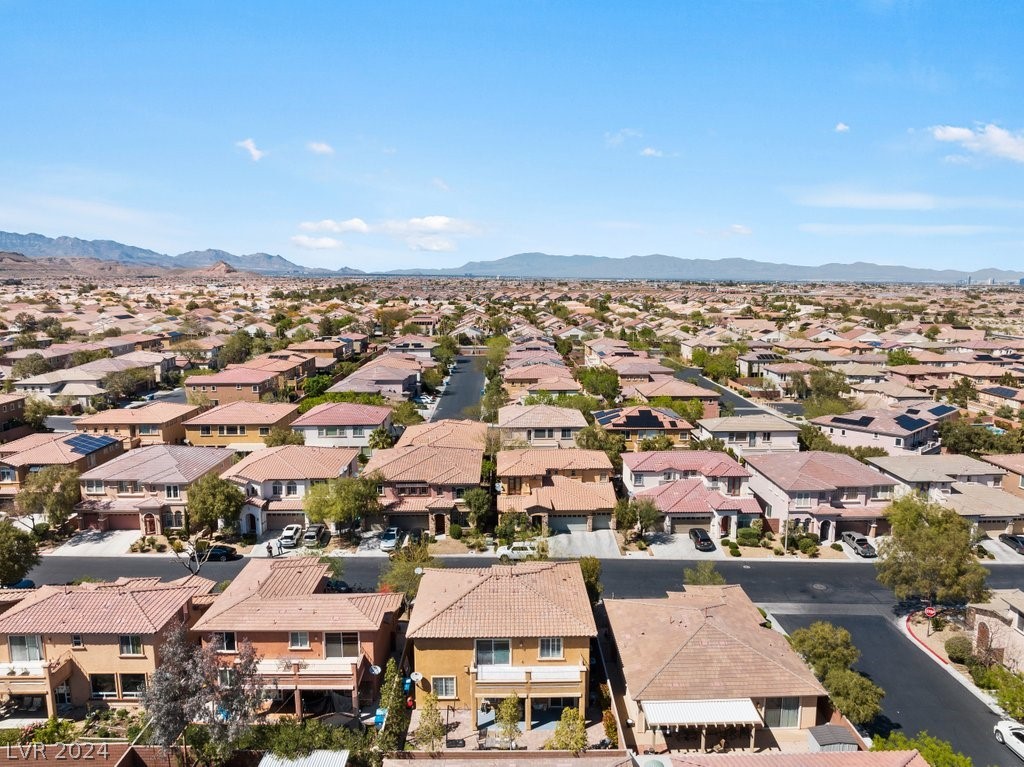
[64,433,118,455]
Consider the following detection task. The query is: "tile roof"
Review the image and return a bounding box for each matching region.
[1,433,119,468]
[866,454,1004,483]
[666,752,929,767]
[363,444,483,485]
[222,445,359,483]
[745,451,896,492]
[79,444,233,483]
[593,406,693,431]
[634,378,718,399]
[75,402,201,426]
[696,414,798,433]
[497,404,588,429]
[291,402,392,428]
[407,562,597,639]
[605,586,825,702]
[498,475,617,514]
[395,419,488,449]
[183,401,298,425]
[624,450,749,478]
[811,408,935,437]
[637,479,762,515]
[497,448,611,477]
[981,453,1024,474]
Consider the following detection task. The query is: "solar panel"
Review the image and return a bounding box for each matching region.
[64,434,118,455]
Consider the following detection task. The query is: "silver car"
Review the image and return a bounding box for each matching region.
[841,531,877,558]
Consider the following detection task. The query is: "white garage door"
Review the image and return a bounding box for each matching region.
[267,511,307,529]
[549,515,589,533]
[670,517,710,535]
[592,514,612,530]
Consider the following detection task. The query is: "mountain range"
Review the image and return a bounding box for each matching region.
[1,231,1020,284]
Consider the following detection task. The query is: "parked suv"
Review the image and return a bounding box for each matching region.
[999,533,1024,554]
[280,524,303,548]
[303,524,327,547]
[688,528,715,552]
[841,531,877,558]
[496,541,539,563]
[379,527,401,552]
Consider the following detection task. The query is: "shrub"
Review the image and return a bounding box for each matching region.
[32,522,51,540]
[636,539,647,550]
[736,527,760,546]
[719,538,731,546]
[802,532,821,545]
[945,635,974,664]
[931,615,947,632]
[602,709,618,747]
[449,524,463,540]
[773,546,785,556]
[156,543,167,552]
[729,547,742,557]
[970,662,1000,689]
[798,537,817,555]
[171,539,184,553]
[831,542,844,551]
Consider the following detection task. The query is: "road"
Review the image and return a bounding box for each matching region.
[431,355,485,421]
[674,366,765,416]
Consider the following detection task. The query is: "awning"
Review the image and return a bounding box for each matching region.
[226,442,266,452]
[642,698,762,727]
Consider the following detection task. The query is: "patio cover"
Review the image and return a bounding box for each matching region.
[642,698,762,727]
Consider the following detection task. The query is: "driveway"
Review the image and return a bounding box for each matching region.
[980,537,1024,564]
[48,529,140,557]
[646,530,724,560]
[547,530,620,559]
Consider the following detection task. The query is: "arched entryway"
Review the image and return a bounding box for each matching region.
[433,513,446,536]
[719,516,731,537]
[143,514,157,535]
[244,512,258,535]
[819,519,832,543]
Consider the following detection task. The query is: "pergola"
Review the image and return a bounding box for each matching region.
[642,698,762,751]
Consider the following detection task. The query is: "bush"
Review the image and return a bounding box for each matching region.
[171,539,184,553]
[931,615,948,632]
[729,546,742,557]
[636,539,647,550]
[736,527,760,546]
[773,546,785,556]
[970,662,1000,689]
[798,537,818,555]
[945,635,974,664]
[602,709,618,747]
[156,543,167,552]
[831,542,844,551]
[32,522,51,540]
[719,538,731,546]
[801,532,820,545]
[449,524,462,540]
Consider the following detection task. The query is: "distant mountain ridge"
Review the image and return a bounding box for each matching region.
[1,232,1019,283]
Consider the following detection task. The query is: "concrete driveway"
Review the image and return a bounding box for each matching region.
[980,536,1024,564]
[547,530,620,559]
[48,529,140,557]
[646,531,724,559]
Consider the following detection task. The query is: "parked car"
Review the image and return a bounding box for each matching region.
[999,533,1024,554]
[379,527,401,552]
[1,579,35,590]
[202,544,239,562]
[496,541,539,563]
[303,524,327,547]
[688,528,715,552]
[994,720,1024,758]
[326,579,352,593]
[841,531,877,558]
[280,524,303,548]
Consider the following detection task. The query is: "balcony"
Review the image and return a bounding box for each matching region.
[257,657,359,690]
[0,656,72,694]
[470,663,584,697]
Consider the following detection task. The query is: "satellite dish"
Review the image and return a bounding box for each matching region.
[369,665,382,676]
[410,671,423,683]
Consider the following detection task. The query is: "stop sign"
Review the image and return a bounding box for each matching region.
[924,606,937,618]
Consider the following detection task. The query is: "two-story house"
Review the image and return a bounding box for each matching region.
[407,562,597,731]
[982,454,1024,501]
[290,403,395,456]
[186,368,279,405]
[221,445,360,534]
[0,433,122,507]
[693,415,800,459]
[866,454,1005,500]
[74,402,202,449]
[496,404,587,449]
[77,445,234,534]
[0,575,214,716]
[183,401,299,452]
[0,393,29,443]
[745,451,898,542]
[362,444,484,535]
[592,406,693,451]
[810,406,951,456]
[623,451,760,539]
[633,378,720,419]
[496,449,615,533]
[192,557,403,718]
[227,351,317,394]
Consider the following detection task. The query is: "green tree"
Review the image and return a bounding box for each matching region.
[462,487,491,530]
[0,522,40,585]
[871,732,971,767]
[578,556,603,604]
[788,621,860,678]
[485,335,511,368]
[887,349,919,367]
[414,690,446,751]
[15,466,80,529]
[576,424,626,471]
[432,336,460,368]
[378,543,440,599]
[297,391,387,413]
[103,368,152,401]
[544,705,587,752]
[368,427,395,451]
[22,396,56,430]
[683,561,726,586]
[495,694,521,749]
[947,377,978,408]
[263,426,304,447]
[186,473,245,534]
[10,353,51,379]
[638,433,676,451]
[702,351,737,382]
[823,668,884,725]
[71,349,113,366]
[392,400,425,427]
[803,396,854,419]
[219,330,254,366]
[875,494,990,604]
[304,474,383,528]
[576,367,620,403]
[808,367,850,399]
[302,374,333,398]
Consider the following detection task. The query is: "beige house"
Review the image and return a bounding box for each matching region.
[0,432,123,505]
[982,454,1024,501]
[75,402,202,449]
[183,401,298,452]
[497,404,588,448]
[605,585,827,754]
[407,562,597,731]
[970,589,1024,675]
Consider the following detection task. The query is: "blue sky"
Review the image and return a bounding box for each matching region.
[1,1,1023,272]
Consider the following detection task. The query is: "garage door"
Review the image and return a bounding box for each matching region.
[592,514,612,530]
[267,511,307,529]
[836,520,872,536]
[389,514,429,532]
[549,515,589,533]
[977,518,1010,535]
[670,517,710,535]
[102,511,141,531]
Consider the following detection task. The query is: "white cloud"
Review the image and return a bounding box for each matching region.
[306,141,334,155]
[799,223,1003,236]
[432,177,451,192]
[640,147,664,158]
[290,235,342,249]
[299,218,370,234]
[235,138,266,161]
[385,215,477,235]
[729,224,753,236]
[406,235,456,252]
[931,123,1024,163]
[604,128,642,147]
[793,186,1024,211]
[834,122,850,133]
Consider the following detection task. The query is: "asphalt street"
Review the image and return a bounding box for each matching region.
[673,366,765,416]
[431,355,486,422]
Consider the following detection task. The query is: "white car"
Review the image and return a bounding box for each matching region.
[280,524,303,548]
[496,541,539,562]
[995,720,1024,758]
[379,527,401,552]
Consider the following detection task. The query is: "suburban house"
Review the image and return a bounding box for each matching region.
[693,415,801,459]
[395,419,488,450]
[604,585,827,754]
[74,402,202,449]
[624,451,760,539]
[77,445,234,534]
[969,589,1024,676]
[0,575,215,717]
[228,351,317,393]
[361,444,484,535]
[290,402,395,455]
[0,433,122,506]
[406,562,597,731]
[287,338,353,362]
[387,334,438,359]
[14,357,160,409]
[592,406,693,451]
[981,454,1024,501]
[979,385,1024,415]
[745,451,898,542]
[633,378,720,419]
[496,448,616,533]
[866,455,1005,500]
[520,375,583,401]
[183,401,299,452]
[329,354,425,400]
[186,368,279,405]
[191,557,403,718]
[496,404,587,448]
[221,445,361,534]
[0,393,29,443]
[809,406,951,456]
[501,364,573,401]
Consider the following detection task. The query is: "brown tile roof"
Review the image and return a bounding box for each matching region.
[80,444,233,483]
[745,451,896,492]
[605,586,825,702]
[497,404,588,429]
[291,402,392,428]
[407,562,597,639]
[669,753,928,767]
[982,453,1024,474]
[637,479,762,515]
[1,432,120,468]
[221,445,359,483]
[363,445,483,485]
[396,419,488,449]
[634,378,718,399]
[183,401,298,426]
[497,448,611,477]
[75,402,201,426]
[623,450,749,478]
[498,475,617,514]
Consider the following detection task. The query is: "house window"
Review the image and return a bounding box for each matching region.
[635,474,645,487]
[285,483,298,497]
[218,668,236,686]
[119,635,144,656]
[871,486,892,501]
[165,485,180,500]
[84,479,103,494]
[252,385,260,392]
[90,674,117,699]
[0,467,14,483]
[272,483,283,497]
[842,487,859,501]
[325,632,360,657]
[455,487,465,499]
[353,427,364,437]
[561,428,572,440]
[138,424,158,435]
[763,696,800,728]
[259,427,270,436]
[200,426,212,437]
[764,504,773,518]
[9,635,42,662]
[762,432,772,443]
[120,673,147,698]
[475,639,511,666]
[433,676,456,699]
[895,438,904,447]
[539,637,563,659]
[71,635,84,649]
[214,632,237,652]
[289,631,310,649]
[794,493,811,509]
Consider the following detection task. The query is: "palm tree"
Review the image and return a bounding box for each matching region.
[368,427,395,451]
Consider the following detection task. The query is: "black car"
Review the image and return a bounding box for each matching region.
[999,533,1024,554]
[202,544,239,562]
[688,527,715,552]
